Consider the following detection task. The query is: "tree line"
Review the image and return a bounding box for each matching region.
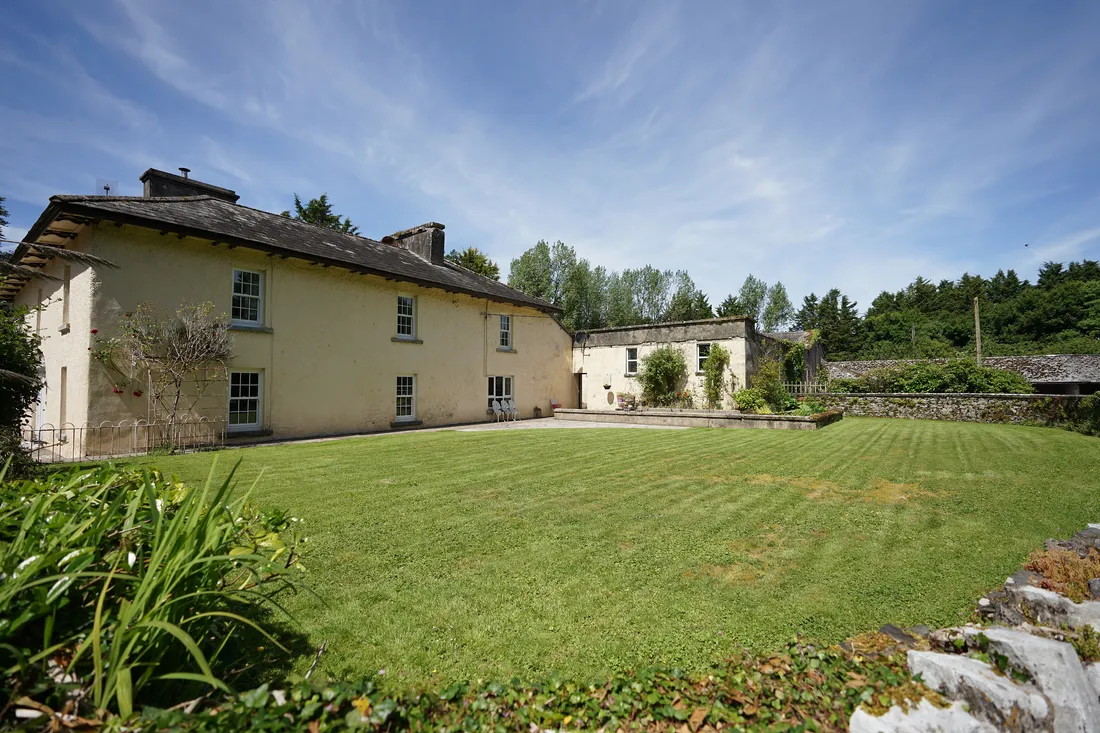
[798,261,1100,360]
[506,240,795,332]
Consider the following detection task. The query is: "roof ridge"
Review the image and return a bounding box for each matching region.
[52,194,218,203]
[199,196,387,246]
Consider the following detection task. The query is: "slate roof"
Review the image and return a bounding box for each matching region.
[763,331,814,345]
[5,194,558,313]
[824,355,1100,384]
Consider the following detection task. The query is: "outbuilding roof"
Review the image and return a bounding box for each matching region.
[824,355,1100,384]
[2,193,558,313]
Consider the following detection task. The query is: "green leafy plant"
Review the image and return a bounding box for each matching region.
[1068,392,1100,437]
[827,360,1034,394]
[0,461,308,717]
[701,343,731,408]
[9,639,931,732]
[751,360,797,412]
[733,387,769,413]
[636,346,687,407]
[0,304,43,476]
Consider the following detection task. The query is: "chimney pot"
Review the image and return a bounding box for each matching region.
[179,167,191,179]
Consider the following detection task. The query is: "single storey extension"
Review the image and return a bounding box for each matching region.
[571,318,767,410]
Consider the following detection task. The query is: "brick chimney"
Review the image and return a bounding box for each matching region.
[139,168,240,203]
[384,222,445,265]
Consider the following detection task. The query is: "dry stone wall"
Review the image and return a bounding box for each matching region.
[819,392,1082,426]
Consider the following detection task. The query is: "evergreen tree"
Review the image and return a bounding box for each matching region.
[281,194,358,234]
[794,294,820,330]
[445,247,500,280]
[717,294,745,318]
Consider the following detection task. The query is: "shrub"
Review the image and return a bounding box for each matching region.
[829,360,1033,394]
[637,346,687,407]
[751,360,797,412]
[1,462,307,718]
[733,387,769,413]
[0,304,43,475]
[1069,393,1100,437]
[701,343,731,408]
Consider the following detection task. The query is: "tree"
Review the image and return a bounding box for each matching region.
[664,272,713,322]
[716,294,745,318]
[737,275,768,323]
[508,241,554,303]
[95,302,232,445]
[0,302,43,472]
[794,294,819,330]
[0,195,8,239]
[281,194,358,235]
[445,247,500,280]
[761,282,794,332]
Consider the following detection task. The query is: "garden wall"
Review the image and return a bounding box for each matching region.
[553,408,843,430]
[818,392,1083,425]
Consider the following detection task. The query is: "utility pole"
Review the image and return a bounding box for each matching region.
[973,297,982,366]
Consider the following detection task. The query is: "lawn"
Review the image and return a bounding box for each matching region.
[136,417,1100,686]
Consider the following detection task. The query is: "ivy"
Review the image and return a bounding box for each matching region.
[701,343,732,408]
[11,639,930,732]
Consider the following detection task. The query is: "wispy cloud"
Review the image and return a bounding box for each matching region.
[2,0,1100,310]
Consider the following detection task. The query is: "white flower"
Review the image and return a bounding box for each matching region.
[127,551,136,568]
[156,499,164,511]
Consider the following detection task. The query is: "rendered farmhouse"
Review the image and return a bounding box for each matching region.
[2,168,788,443]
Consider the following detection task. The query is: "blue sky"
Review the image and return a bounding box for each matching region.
[2,0,1100,310]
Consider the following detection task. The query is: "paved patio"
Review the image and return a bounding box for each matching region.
[245,417,685,450]
[454,417,686,432]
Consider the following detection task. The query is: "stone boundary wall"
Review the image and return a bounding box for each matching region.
[553,408,843,430]
[818,392,1082,425]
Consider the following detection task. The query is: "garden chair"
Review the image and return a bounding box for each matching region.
[491,399,504,422]
[503,399,518,421]
[509,399,520,420]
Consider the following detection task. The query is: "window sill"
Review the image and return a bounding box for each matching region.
[496,347,517,353]
[58,324,70,335]
[390,419,423,429]
[227,428,273,439]
[624,373,637,377]
[392,337,424,344]
[695,371,706,376]
[230,324,274,333]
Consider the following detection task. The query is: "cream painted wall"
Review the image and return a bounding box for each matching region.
[15,232,95,430]
[68,223,575,439]
[572,337,750,410]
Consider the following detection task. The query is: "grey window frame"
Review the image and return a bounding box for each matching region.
[625,347,639,375]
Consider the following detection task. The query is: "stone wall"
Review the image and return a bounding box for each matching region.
[553,407,843,430]
[818,392,1083,426]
